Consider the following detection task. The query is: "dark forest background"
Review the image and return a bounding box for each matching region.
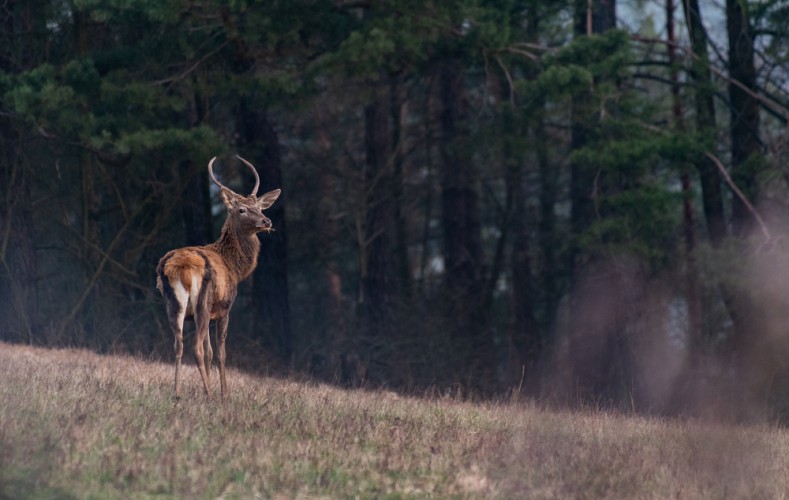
[2,0,789,420]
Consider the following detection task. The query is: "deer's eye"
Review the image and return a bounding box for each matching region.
[239,207,247,215]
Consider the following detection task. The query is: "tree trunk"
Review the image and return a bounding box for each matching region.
[521,1,558,385]
[438,61,490,391]
[179,89,213,247]
[240,102,292,364]
[0,133,38,343]
[566,0,618,404]
[177,159,213,247]
[574,0,616,35]
[662,0,704,350]
[725,0,771,412]
[361,77,399,341]
[391,77,412,301]
[222,7,291,364]
[536,112,559,338]
[0,1,40,343]
[683,0,727,245]
[508,132,540,394]
[726,0,762,238]
[569,0,616,268]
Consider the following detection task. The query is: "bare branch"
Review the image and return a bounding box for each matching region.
[152,40,231,88]
[704,151,771,241]
[631,34,789,124]
[493,54,516,106]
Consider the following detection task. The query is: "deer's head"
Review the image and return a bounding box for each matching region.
[208,156,281,234]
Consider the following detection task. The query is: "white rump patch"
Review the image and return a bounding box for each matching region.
[188,274,201,314]
[171,280,190,332]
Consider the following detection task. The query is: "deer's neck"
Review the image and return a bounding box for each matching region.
[209,224,260,282]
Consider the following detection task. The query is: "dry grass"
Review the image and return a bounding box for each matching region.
[1,342,788,499]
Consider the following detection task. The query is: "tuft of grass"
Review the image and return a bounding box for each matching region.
[1,341,789,498]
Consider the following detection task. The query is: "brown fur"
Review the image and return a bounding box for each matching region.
[162,251,206,290]
[158,247,232,312]
[156,158,281,400]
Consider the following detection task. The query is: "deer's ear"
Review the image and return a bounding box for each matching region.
[257,189,281,210]
[219,187,239,208]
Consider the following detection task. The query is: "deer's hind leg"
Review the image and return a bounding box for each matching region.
[192,288,213,397]
[166,280,189,399]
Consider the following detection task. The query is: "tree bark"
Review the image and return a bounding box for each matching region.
[240,102,292,364]
[390,78,412,301]
[179,89,213,247]
[667,0,703,348]
[574,0,616,35]
[0,134,38,343]
[177,159,213,247]
[566,0,618,403]
[724,0,771,409]
[361,77,400,340]
[683,0,727,245]
[569,0,616,267]
[536,112,559,338]
[726,0,762,238]
[508,128,540,393]
[222,7,291,364]
[438,61,490,391]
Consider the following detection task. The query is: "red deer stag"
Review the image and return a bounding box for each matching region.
[156,156,281,399]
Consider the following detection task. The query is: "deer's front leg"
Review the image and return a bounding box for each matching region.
[215,315,230,400]
[204,325,214,385]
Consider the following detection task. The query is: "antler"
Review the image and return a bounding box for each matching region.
[207,157,229,191]
[208,156,261,196]
[235,155,261,197]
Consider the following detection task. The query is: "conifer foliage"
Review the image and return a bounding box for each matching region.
[2,0,789,417]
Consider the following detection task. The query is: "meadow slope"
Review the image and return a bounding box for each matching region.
[1,342,788,499]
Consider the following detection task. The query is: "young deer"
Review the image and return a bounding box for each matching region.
[156,156,281,399]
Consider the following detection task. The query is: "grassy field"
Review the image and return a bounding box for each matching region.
[2,342,789,499]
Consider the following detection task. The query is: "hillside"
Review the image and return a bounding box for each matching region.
[1,342,788,498]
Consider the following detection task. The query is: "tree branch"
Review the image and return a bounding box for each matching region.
[704,151,771,241]
[631,34,789,124]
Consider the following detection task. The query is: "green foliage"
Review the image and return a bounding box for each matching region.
[553,30,632,80]
[314,2,442,78]
[61,59,102,97]
[110,125,221,157]
[2,0,789,409]
[516,30,632,110]
[577,186,679,264]
[519,64,593,98]
[569,119,682,265]
[732,152,771,199]
[2,60,219,157]
[314,0,539,80]
[4,65,86,138]
[752,0,789,59]
[327,27,398,78]
[571,136,660,174]
[514,28,680,265]
[74,0,184,23]
[464,0,516,48]
[652,131,708,165]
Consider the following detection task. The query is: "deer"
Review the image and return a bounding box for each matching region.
[156,155,281,400]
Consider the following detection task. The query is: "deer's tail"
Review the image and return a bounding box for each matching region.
[156,250,209,319]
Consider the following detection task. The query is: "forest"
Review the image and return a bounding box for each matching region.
[1,0,788,420]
